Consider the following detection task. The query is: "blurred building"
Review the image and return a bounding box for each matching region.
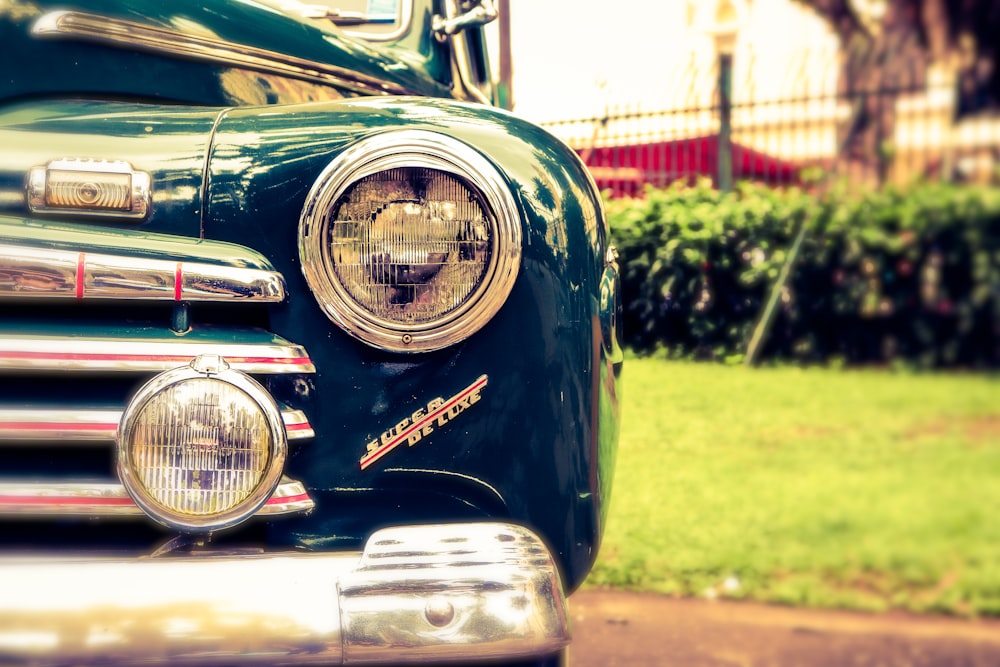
[508,0,999,194]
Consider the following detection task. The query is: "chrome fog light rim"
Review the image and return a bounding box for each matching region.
[298,129,522,353]
[116,355,287,532]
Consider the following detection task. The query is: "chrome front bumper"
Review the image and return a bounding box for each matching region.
[0,522,569,665]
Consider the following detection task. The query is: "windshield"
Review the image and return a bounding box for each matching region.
[261,0,410,40]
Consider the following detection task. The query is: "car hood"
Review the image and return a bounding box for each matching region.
[0,0,452,105]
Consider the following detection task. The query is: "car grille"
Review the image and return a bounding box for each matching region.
[0,228,317,533]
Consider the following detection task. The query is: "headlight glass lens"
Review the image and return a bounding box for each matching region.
[128,378,270,517]
[329,168,491,324]
[299,130,522,353]
[118,356,286,532]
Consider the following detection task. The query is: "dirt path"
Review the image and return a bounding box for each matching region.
[569,590,1000,666]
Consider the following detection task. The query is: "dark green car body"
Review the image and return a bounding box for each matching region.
[0,1,621,663]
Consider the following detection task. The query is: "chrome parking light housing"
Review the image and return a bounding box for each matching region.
[299,130,522,352]
[27,158,151,221]
[117,354,287,532]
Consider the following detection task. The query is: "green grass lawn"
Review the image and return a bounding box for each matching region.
[588,358,1000,617]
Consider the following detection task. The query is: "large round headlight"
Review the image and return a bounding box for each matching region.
[299,130,522,352]
[117,355,286,532]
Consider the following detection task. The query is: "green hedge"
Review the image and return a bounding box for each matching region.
[607,180,1000,367]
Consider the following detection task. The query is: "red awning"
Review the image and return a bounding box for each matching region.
[580,135,801,196]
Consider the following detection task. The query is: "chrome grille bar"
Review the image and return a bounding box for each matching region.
[0,329,315,374]
[0,477,314,517]
[0,407,314,442]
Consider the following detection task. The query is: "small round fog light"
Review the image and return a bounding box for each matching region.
[117,354,287,532]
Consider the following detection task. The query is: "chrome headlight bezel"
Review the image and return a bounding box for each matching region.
[116,355,287,533]
[298,130,522,353]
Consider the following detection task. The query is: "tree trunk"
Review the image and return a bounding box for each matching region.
[835,1,928,186]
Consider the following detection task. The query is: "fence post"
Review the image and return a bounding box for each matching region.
[718,52,734,192]
[744,218,808,366]
[497,0,513,110]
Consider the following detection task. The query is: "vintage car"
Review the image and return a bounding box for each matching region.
[0,1,622,665]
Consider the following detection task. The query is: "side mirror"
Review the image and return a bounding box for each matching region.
[433,0,498,105]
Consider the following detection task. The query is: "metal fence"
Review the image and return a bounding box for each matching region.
[540,47,1000,197]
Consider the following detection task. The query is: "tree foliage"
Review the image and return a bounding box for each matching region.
[795,0,1000,112]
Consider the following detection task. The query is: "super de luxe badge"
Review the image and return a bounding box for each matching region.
[360,375,488,470]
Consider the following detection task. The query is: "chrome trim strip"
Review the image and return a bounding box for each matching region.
[0,408,313,442]
[32,10,416,97]
[0,334,315,374]
[0,243,286,303]
[0,522,568,665]
[0,478,314,517]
